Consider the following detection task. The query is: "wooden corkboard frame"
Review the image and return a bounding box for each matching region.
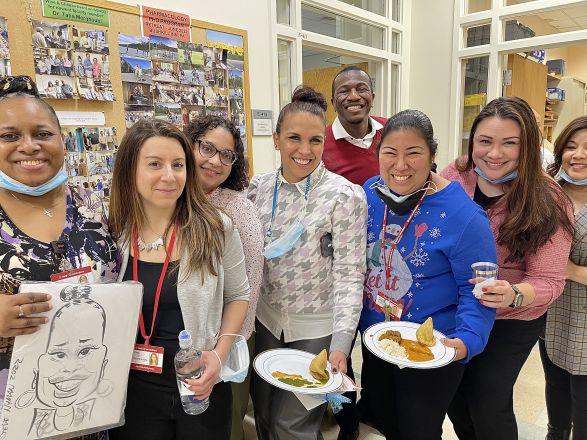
[0,0,253,175]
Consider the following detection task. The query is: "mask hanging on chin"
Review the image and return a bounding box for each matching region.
[557,167,587,186]
[474,166,518,185]
[0,170,68,196]
[375,180,430,216]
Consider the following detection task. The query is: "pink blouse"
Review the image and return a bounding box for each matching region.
[209,187,264,339]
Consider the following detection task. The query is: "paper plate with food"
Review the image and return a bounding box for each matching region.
[253,348,344,394]
[363,317,456,369]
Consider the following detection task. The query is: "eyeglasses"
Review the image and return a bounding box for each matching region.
[197,140,238,166]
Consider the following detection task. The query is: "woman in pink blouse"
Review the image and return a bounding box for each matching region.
[185,115,263,440]
[440,97,574,440]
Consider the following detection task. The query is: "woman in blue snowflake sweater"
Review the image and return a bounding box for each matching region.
[357,110,497,440]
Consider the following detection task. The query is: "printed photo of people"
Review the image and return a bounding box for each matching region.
[31,20,70,49]
[181,105,205,126]
[152,60,179,83]
[87,152,114,175]
[149,35,178,62]
[77,77,115,101]
[61,128,82,152]
[73,51,114,101]
[178,42,204,67]
[229,69,243,89]
[120,56,152,84]
[64,152,81,177]
[118,34,149,58]
[205,86,228,108]
[88,175,111,199]
[205,67,227,89]
[203,46,227,69]
[179,65,204,86]
[154,103,182,128]
[71,27,108,54]
[206,107,228,119]
[0,17,10,77]
[124,108,154,128]
[123,82,152,106]
[35,74,78,99]
[34,48,73,76]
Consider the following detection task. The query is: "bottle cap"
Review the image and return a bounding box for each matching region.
[178,329,192,348]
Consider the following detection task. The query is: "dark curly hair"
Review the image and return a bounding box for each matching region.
[184,115,248,191]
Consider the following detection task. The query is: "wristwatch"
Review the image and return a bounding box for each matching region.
[509,284,524,308]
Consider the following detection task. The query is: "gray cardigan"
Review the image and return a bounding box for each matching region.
[118,215,250,351]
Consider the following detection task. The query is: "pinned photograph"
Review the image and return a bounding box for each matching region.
[206,107,228,119]
[124,108,154,128]
[181,105,205,125]
[64,152,82,177]
[118,34,149,58]
[122,82,152,107]
[149,35,178,61]
[205,86,228,108]
[178,42,204,68]
[0,283,142,440]
[71,27,108,54]
[120,56,152,84]
[33,48,73,76]
[77,77,115,101]
[229,69,243,89]
[152,60,179,83]
[203,46,227,69]
[0,17,10,76]
[35,74,78,99]
[179,65,204,86]
[87,152,114,175]
[154,103,182,127]
[61,128,83,152]
[31,20,70,49]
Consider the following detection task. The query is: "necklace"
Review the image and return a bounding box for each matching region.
[137,235,165,252]
[9,190,64,218]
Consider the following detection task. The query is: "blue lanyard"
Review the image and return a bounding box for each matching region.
[266,171,311,240]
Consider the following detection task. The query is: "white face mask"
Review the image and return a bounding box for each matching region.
[218,334,249,383]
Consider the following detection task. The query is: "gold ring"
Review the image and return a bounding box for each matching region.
[18,305,24,318]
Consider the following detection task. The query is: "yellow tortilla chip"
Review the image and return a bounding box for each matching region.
[309,349,328,381]
[416,317,436,347]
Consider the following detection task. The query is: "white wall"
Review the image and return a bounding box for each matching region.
[408,1,455,168]
[115,0,277,174]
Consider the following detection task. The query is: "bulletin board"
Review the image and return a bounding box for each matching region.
[0,0,254,175]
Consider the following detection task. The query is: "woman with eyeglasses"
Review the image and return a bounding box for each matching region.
[0,76,119,439]
[248,86,367,440]
[185,115,263,440]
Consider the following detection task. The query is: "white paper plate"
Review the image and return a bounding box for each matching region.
[253,348,343,394]
[363,321,456,369]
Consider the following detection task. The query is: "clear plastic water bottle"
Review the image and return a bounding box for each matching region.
[174,330,209,415]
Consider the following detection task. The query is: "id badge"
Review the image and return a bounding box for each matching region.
[130,344,164,374]
[375,293,403,321]
[50,266,93,283]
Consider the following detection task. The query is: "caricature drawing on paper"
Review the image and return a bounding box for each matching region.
[15,284,112,438]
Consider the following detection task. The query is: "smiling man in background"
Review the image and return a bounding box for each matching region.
[323,66,387,186]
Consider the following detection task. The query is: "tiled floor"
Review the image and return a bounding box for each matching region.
[245,341,548,439]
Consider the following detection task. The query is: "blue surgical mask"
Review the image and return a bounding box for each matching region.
[557,167,587,186]
[0,170,68,196]
[262,219,306,259]
[474,166,518,185]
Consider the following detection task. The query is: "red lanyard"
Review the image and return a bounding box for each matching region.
[381,194,426,282]
[133,225,176,346]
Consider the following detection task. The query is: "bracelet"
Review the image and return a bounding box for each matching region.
[211,349,222,369]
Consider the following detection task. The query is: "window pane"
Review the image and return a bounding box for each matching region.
[466,0,490,14]
[461,56,489,154]
[465,23,490,47]
[391,31,401,54]
[391,0,402,23]
[338,0,386,16]
[390,63,398,116]
[301,4,385,49]
[505,0,538,5]
[276,0,290,25]
[504,5,587,41]
[277,40,292,110]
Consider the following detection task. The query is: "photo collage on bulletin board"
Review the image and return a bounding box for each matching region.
[119,29,248,144]
[32,20,114,101]
[62,126,118,206]
[0,17,10,77]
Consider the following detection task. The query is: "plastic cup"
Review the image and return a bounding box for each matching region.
[471,262,499,282]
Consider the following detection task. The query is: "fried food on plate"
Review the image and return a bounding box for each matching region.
[378,329,402,344]
[309,349,328,381]
[416,317,436,347]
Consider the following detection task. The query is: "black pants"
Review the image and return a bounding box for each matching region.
[448,316,545,440]
[357,342,464,439]
[109,375,232,440]
[333,331,359,434]
[539,338,587,439]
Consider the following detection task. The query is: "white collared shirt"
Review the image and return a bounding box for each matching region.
[331,116,384,149]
